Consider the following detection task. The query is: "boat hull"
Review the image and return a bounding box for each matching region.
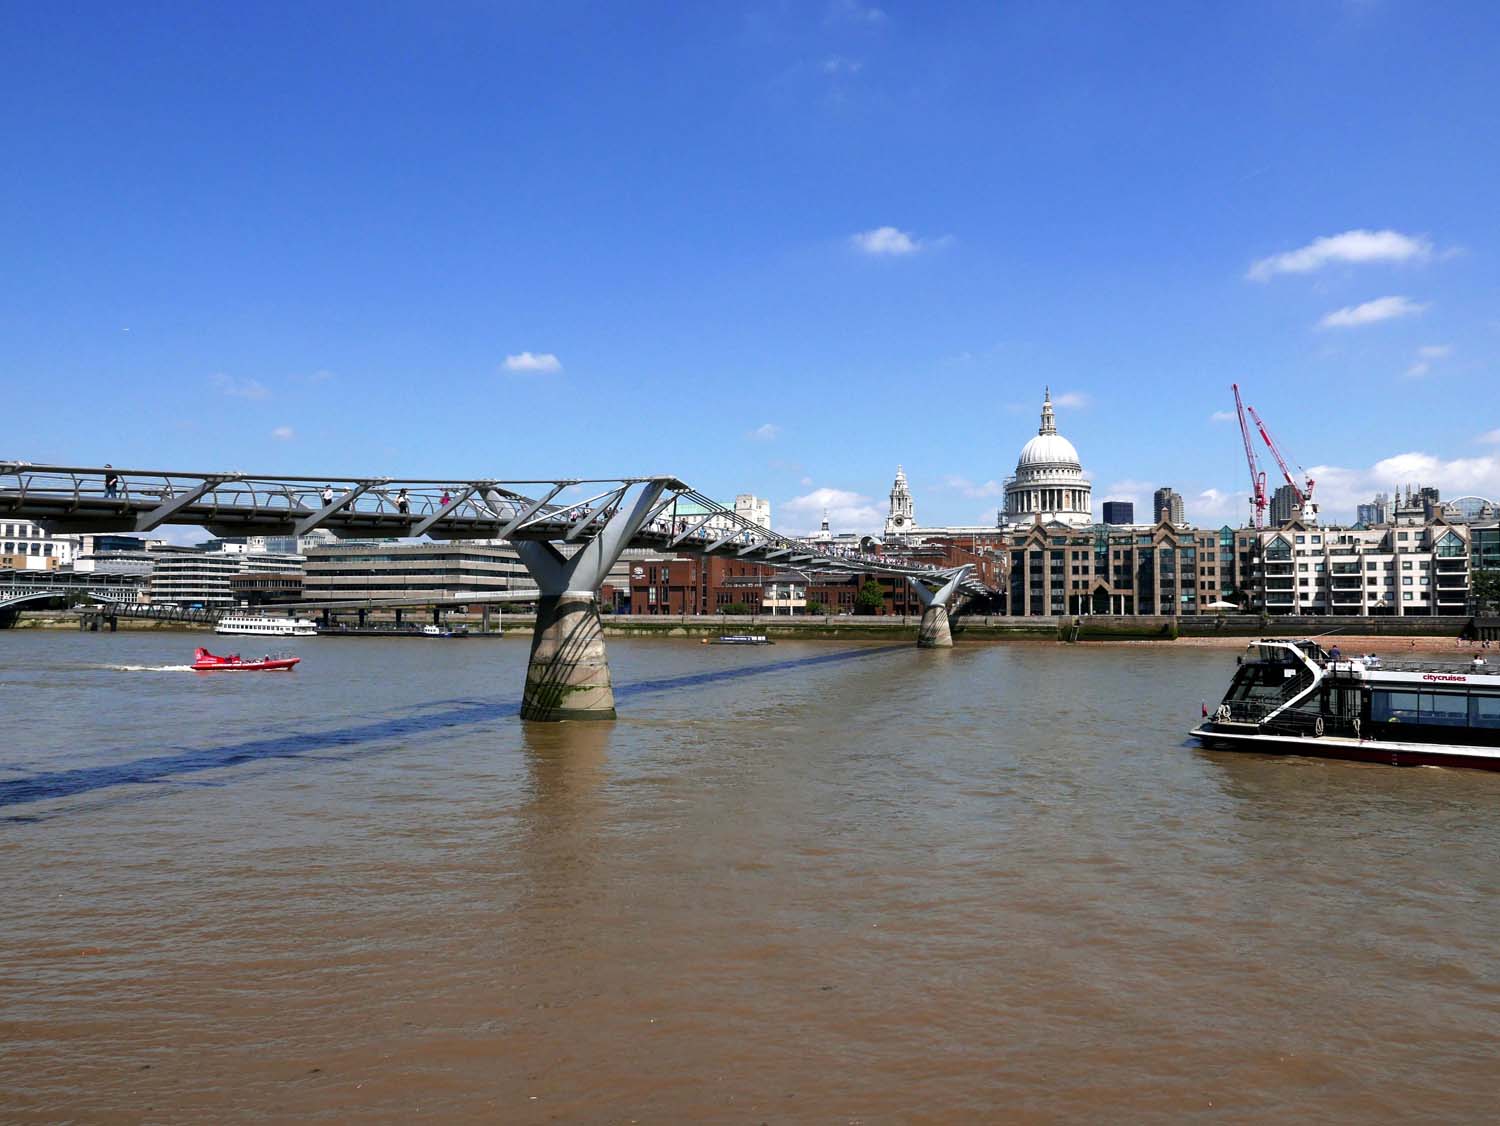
[191,647,301,673]
[192,658,300,672]
[1190,726,1500,772]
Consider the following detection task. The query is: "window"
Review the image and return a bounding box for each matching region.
[1403,577,1413,586]
[1473,696,1500,729]
[1296,535,1306,544]
[1420,693,1469,727]
[1403,592,1413,601]
[1372,691,1420,723]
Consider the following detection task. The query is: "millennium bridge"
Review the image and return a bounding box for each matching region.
[2,461,993,720]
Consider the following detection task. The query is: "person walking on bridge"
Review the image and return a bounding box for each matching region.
[396,488,410,515]
[321,485,334,506]
[103,465,119,498]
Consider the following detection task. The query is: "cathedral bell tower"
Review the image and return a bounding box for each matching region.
[885,465,915,538]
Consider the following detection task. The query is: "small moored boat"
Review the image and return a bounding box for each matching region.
[707,634,774,645]
[191,647,301,673]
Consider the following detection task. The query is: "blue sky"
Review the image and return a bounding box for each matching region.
[3,1,1498,533]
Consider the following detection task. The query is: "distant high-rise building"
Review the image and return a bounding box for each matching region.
[1152,487,1184,525]
[1269,484,1299,525]
[1356,492,1391,526]
[1102,501,1134,525]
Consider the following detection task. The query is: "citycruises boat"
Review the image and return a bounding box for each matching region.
[216,613,318,637]
[1191,638,1500,771]
[708,634,774,645]
[192,647,301,673]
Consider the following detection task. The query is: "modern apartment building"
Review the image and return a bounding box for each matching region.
[1259,519,1470,616]
[0,521,79,569]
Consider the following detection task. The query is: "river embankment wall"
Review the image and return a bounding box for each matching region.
[6,609,1480,642]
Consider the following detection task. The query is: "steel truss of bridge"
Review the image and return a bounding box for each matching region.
[2,461,992,718]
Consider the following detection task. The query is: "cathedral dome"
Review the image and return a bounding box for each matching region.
[1002,389,1093,528]
[1016,431,1081,469]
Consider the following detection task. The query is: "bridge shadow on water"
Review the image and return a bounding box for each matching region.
[1,645,903,819]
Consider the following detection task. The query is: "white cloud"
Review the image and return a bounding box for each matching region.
[1210,410,1237,423]
[1191,488,1244,524]
[270,425,295,441]
[827,0,887,24]
[1318,295,1427,329]
[1403,342,1453,379]
[781,487,883,535]
[851,226,921,256]
[941,474,1004,498]
[1309,451,1500,519]
[1477,429,1500,445]
[1053,390,1091,409]
[822,55,863,75]
[800,475,814,486]
[210,373,269,400]
[1248,228,1432,282]
[503,351,562,374]
[1099,478,1156,514]
[749,422,780,441]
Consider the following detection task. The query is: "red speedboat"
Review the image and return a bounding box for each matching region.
[192,647,301,673]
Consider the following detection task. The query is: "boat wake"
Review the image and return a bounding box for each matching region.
[100,664,197,673]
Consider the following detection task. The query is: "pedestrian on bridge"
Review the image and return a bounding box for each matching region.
[321,485,334,505]
[103,465,119,498]
[396,488,410,515]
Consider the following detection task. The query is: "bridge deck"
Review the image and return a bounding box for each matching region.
[1,462,996,599]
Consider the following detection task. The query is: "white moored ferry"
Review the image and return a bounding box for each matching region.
[215,613,318,637]
[1192,638,1500,771]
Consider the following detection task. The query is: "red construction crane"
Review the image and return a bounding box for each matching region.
[1231,384,1267,529]
[1245,401,1316,515]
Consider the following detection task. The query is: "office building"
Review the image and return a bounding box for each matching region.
[301,542,535,602]
[1152,487,1185,526]
[1102,501,1134,525]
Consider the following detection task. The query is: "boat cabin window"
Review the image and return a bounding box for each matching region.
[1227,662,1302,705]
[1372,689,1496,727]
[1420,693,1470,727]
[1371,690,1420,723]
[1473,696,1500,729]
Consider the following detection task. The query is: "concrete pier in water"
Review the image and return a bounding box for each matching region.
[520,594,616,720]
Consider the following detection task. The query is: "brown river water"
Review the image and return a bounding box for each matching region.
[3,631,1500,1122]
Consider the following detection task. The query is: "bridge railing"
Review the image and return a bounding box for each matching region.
[1,461,996,597]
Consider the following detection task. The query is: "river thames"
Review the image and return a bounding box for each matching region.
[4,631,1500,1121]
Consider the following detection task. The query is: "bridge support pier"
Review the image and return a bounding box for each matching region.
[513,481,667,721]
[908,567,971,650]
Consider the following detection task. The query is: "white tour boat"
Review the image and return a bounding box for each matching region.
[1192,638,1500,771]
[215,613,319,637]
